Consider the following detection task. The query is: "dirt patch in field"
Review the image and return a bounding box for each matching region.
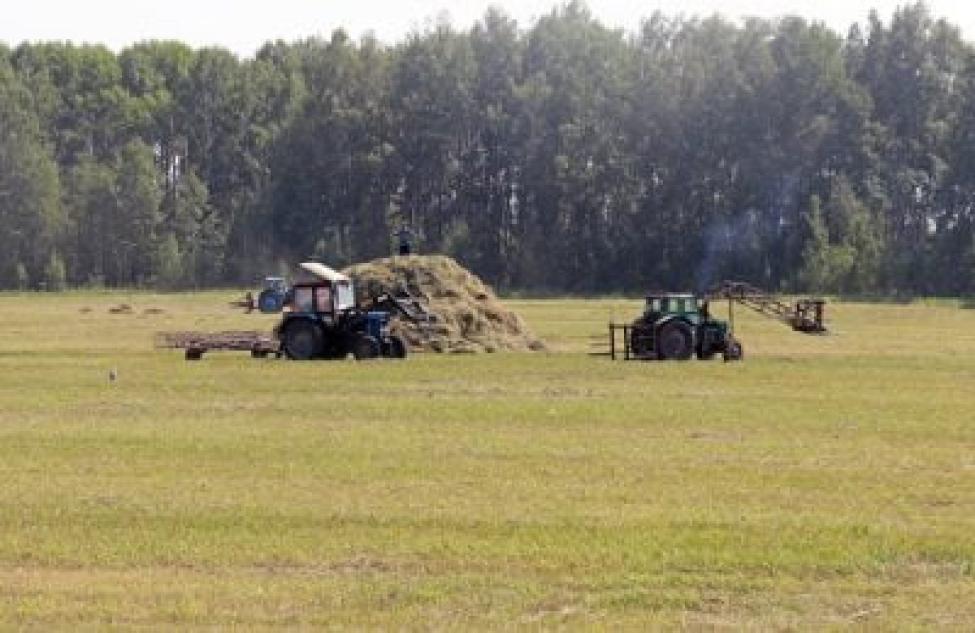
[108,304,133,314]
[343,255,545,353]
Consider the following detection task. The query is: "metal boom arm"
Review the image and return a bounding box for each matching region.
[707,281,827,334]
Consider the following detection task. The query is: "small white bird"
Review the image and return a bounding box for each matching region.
[109,368,118,383]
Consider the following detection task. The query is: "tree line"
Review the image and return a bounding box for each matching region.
[1,1,973,295]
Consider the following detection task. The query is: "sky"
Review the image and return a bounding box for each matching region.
[1,1,972,57]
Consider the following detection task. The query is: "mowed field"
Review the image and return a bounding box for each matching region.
[0,292,973,628]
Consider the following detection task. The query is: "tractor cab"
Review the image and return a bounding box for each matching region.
[286,263,355,320]
[643,293,705,324]
[275,262,407,361]
[265,276,288,294]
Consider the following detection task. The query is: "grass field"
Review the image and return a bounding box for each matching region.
[1,291,973,627]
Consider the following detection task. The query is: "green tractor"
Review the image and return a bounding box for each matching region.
[607,281,827,362]
[626,293,742,361]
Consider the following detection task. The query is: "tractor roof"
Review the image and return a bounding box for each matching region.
[646,292,696,299]
[295,262,350,285]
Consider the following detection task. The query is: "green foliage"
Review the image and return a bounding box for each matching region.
[63,141,162,286]
[161,169,224,286]
[152,233,183,289]
[800,184,885,294]
[43,250,66,291]
[3,4,975,295]
[64,157,120,283]
[799,197,828,290]
[14,263,29,290]
[0,59,63,288]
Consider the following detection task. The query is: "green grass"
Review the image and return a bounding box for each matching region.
[0,292,973,627]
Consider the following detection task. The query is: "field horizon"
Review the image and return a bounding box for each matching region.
[1,291,973,627]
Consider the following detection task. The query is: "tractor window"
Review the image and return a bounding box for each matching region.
[335,282,355,312]
[293,286,313,312]
[315,286,332,313]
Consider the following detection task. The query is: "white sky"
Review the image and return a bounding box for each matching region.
[1,1,972,57]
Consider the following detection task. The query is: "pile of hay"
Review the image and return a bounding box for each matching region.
[343,255,545,353]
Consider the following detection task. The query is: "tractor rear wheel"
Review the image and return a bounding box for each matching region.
[352,334,381,360]
[282,320,323,360]
[657,321,693,360]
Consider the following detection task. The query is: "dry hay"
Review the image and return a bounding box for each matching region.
[343,255,545,354]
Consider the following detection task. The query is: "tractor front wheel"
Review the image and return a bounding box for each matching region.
[723,339,743,362]
[352,334,381,360]
[629,325,654,358]
[657,322,693,360]
[282,320,323,360]
[385,334,408,359]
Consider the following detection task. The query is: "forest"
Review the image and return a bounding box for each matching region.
[1,1,974,295]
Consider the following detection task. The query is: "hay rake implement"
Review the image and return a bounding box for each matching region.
[155,331,279,361]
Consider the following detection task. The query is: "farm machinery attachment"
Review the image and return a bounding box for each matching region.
[708,281,826,335]
[359,290,437,329]
[604,281,827,362]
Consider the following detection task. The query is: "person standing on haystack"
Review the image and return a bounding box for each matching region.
[396,224,414,256]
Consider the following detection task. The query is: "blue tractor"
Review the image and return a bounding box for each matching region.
[273,263,409,361]
[256,276,289,313]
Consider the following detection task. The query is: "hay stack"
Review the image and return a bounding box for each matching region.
[343,255,545,353]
